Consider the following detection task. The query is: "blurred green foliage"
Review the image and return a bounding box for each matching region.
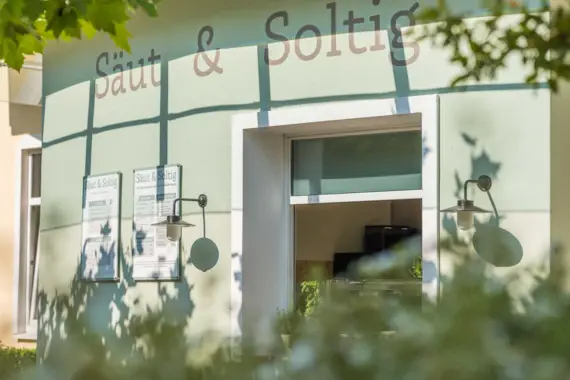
[29,245,570,380]
[0,0,160,70]
[275,309,303,336]
[413,0,564,91]
[0,344,35,379]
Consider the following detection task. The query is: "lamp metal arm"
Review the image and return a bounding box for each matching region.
[171,194,208,237]
[463,175,499,226]
[171,194,208,216]
[463,179,479,201]
[486,191,500,226]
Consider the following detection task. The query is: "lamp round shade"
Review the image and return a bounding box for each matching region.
[189,237,219,272]
[472,224,523,267]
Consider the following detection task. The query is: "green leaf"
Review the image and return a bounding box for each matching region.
[450,72,471,87]
[23,0,44,21]
[110,21,131,52]
[417,7,441,21]
[525,72,538,84]
[87,0,129,32]
[4,0,25,18]
[79,19,97,38]
[17,33,42,53]
[3,38,24,70]
[137,0,158,17]
[46,7,68,37]
[35,18,55,40]
[548,77,558,92]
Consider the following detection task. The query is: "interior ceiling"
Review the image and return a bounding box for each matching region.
[263,113,421,138]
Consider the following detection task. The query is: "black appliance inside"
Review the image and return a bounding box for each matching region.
[332,225,418,279]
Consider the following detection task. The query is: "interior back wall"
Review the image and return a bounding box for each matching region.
[295,199,421,262]
[391,199,422,230]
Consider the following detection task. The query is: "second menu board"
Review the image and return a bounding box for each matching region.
[132,164,182,281]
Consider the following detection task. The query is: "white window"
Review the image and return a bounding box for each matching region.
[14,136,41,340]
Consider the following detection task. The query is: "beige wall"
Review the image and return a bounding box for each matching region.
[0,64,41,348]
[295,199,421,262]
[391,199,422,230]
[0,66,21,346]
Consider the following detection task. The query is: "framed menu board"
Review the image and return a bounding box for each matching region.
[132,164,182,281]
[80,172,122,281]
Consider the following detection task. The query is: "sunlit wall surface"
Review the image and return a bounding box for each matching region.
[39,0,550,364]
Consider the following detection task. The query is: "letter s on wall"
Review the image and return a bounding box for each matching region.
[265,11,291,66]
[95,52,110,99]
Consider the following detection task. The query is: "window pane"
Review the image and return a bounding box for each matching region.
[291,131,422,196]
[28,206,40,321]
[31,153,41,198]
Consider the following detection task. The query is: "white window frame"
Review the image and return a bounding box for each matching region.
[230,95,440,347]
[13,134,41,341]
[288,127,423,205]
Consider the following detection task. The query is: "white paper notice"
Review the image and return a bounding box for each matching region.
[81,172,121,281]
[132,165,181,280]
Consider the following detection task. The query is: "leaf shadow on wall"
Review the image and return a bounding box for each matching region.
[35,209,231,380]
[441,132,523,268]
[80,220,117,281]
[230,252,243,337]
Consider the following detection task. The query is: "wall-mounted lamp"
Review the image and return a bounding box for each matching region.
[441,175,499,230]
[152,194,208,242]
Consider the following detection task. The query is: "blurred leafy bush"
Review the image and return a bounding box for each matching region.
[33,246,570,380]
[275,309,303,336]
[0,344,35,379]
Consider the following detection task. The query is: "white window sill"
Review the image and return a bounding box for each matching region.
[14,332,37,342]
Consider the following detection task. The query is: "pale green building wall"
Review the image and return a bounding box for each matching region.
[38,0,550,367]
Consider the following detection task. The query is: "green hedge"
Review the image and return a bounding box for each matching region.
[0,344,36,379]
